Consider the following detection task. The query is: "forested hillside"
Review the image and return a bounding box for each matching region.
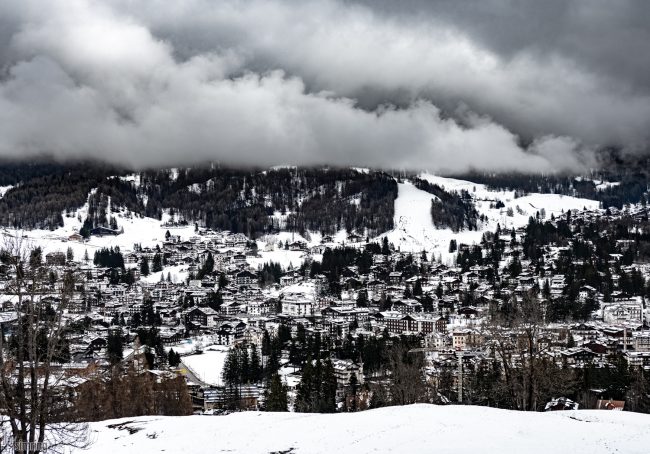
[3,158,645,237]
[0,164,397,237]
[0,162,121,229]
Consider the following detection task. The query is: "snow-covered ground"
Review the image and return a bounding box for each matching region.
[377,175,600,263]
[419,173,600,228]
[180,345,230,386]
[0,185,13,198]
[0,199,196,262]
[165,335,218,356]
[77,404,649,454]
[140,265,189,284]
[248,247,306,271]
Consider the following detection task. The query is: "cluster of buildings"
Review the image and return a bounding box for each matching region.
[1,202,649,412]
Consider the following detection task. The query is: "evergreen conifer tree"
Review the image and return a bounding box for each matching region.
[265,373,288,412]
[140,257,150,276]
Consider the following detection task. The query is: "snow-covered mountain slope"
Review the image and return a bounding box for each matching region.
[377,181,474,261]
[0,196,196,281]
[1,173,603,270]
[420,173,600,228]
[0,185,13,199]
[78,404,648,454]
[377,175,600,262]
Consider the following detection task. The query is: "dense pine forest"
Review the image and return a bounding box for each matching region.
[412,177,481,231]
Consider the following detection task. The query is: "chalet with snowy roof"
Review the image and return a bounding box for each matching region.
[366,279,386,295]
[247,299,275,316]
[185,307,219,327]
[583,341,610,355]
[68,233,83,242]
[235,270,257,286]
[374,311,407,334]
[602,301,643,324]
[560,347,597,366]
[280,273,301,287]
[322,307,370,325]
[45,251,66,266]
[331,358,364,386]
[569,323,599,342]
[443,277,461,291]
[578,285,597,302]
[220,300,246,316]
[400,314,437,334]
[282,299,314,317]
[90,226,120,236]
[391,299,422,314]
[633,331,650,352]
[289,241,307,251]
[231,253,246,265]
[215,321,246,345]
[462,271,479,285]
[159,328,184,345]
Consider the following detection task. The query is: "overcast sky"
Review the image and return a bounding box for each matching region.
[0,0,648,172]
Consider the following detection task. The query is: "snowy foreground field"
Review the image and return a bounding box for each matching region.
[78,404,648,454]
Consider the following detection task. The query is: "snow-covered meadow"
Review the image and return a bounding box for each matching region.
[78,404,649,454]
[180,345,230,386]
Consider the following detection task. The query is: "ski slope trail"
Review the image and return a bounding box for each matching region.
[378,181,484,262]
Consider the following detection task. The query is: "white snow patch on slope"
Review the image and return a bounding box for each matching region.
[118,173,142,188]
[377,181,482,263]
[0,194,195,262]
[419,173,600,229]
[75,404,650,454]
[377,176,600,263]
[181,345,230,387]
[595,180,621,191]
[140,265,189,284]
[0,185,13,198]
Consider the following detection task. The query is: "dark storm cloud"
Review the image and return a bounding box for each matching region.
[351,0,650,89]
[0,0,646,171]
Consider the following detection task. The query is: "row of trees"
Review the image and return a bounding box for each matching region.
[222,345,264,387]
[72,367,192,422]
[295,358,337,413]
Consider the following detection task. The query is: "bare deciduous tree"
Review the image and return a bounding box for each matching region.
[389,344,427,406]
[483,290,569,411]
[0,237,89,453]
